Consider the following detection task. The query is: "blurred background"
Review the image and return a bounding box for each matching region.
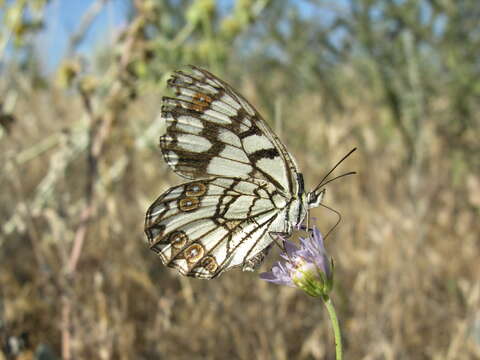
[1,0,479,359]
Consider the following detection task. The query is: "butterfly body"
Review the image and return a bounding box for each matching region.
[145,66,318,279]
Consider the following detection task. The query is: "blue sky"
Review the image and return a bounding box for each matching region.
[37,0,129,71]
[22,0,347,73]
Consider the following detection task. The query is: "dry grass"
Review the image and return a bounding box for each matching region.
[1,71,479,360]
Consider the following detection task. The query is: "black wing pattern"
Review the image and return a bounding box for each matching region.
[145,66,306,278]
[160,66,301,194]
[145,177,290,278]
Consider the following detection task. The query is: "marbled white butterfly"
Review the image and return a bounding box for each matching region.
[145,66,350,279]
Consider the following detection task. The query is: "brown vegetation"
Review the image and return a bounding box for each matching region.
[1,1,479,359]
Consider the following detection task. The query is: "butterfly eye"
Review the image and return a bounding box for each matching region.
[307,189,326,209]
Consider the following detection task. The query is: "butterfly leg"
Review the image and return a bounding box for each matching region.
[268,231,292,251]
[242,228,291,272]
[242,244,273,272]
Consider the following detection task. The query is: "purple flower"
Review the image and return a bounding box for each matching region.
[260,227,334,297]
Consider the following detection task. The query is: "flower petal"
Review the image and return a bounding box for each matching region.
[259,226,333,294]
[284,240,299,257]
[259,271,277,281]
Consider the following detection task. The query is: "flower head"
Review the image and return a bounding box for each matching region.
[260,226,333,297]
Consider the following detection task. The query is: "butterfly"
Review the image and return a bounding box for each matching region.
[145,66,353,279]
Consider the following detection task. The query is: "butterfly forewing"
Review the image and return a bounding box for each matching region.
[160,66,300,193]
[145,66,306,278]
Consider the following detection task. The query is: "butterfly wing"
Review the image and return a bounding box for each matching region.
[160,66,301,195]
[145,177,291,278]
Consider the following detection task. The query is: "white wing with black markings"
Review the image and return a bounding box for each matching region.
[145,177,292,278]
[145,66,308,279]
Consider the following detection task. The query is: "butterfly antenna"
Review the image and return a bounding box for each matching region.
[319,203,342,240]
[312,147,357,193]
[318,171,356,188]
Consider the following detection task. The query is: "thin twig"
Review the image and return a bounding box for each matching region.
[61,90,97,360]
[60,6,144,359]
[66,0,110,58]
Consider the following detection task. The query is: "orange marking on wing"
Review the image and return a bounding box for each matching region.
[188,92,213,111]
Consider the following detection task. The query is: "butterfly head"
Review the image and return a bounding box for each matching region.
[307,188,325,209]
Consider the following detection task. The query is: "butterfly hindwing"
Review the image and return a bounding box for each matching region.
[145,177,292,279]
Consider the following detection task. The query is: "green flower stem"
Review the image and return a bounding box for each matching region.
[322,295,343,360]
